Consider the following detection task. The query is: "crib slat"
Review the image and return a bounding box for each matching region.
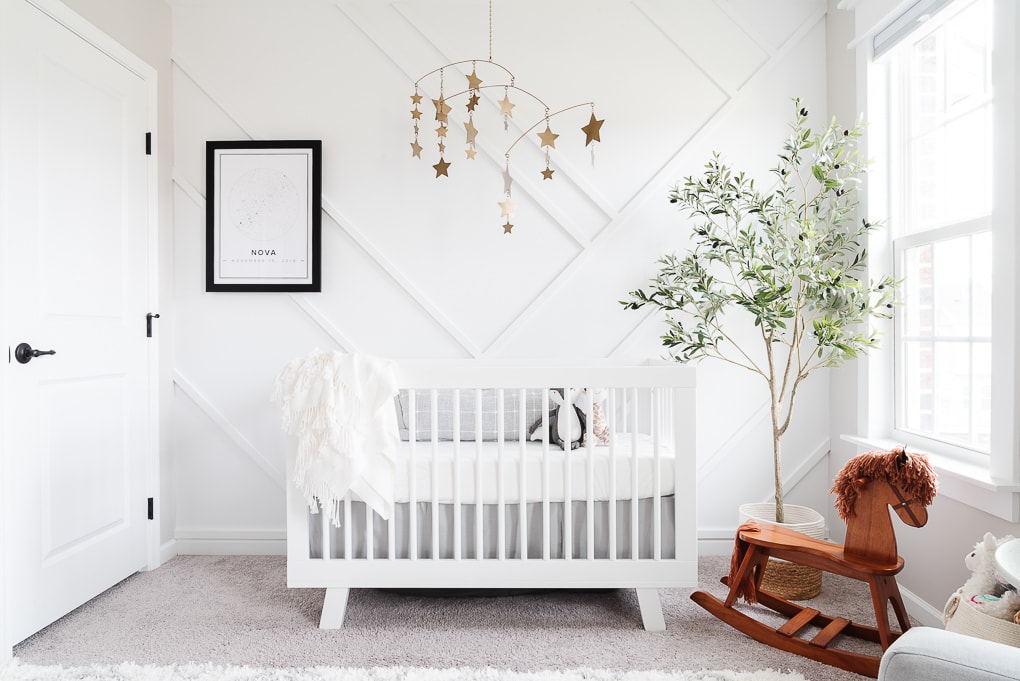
[343,494,352,560]
[518,387,527,561]
[366,504,374,561]
[608,388,617,561]
[541,390,551,561]
[321,499,332,561]
[475,389,483,560]
[630,388,639,560]
[585,388,595,561]
[497,388,505,561]
[431,388,439,560]
[652,387,662,561]
[453,388,462,561]
[408,389,418,561]
[563,388,572,562]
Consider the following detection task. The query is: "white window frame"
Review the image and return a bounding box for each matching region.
[842,0,1019,521]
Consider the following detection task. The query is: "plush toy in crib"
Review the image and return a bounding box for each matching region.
[959,532,1020,621]
[528,388,587,450]
[576,387,610,446]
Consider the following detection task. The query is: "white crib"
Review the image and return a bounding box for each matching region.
[285,360,697,631]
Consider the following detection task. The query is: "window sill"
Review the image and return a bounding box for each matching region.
[841,434,1020,521]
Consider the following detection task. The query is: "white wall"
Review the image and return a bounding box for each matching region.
[168,0,833,555]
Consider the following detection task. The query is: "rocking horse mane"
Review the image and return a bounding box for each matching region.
[831,447,937,521]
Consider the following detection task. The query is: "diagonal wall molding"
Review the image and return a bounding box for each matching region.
[493,9,828,358]
[289,295,357,353]
[605,6,827,360]
[173,370,285,490]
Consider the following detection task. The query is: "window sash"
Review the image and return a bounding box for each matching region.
[892,220,992,458]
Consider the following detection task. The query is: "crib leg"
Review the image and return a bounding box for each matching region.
[635,588,665,632]
[319,587,350,629]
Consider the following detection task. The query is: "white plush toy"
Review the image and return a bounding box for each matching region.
[528,388,586,450]
[960,532,1020,621]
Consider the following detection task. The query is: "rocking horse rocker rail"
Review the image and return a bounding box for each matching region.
[691,447,938,679]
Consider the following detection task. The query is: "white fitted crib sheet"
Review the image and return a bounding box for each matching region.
[393,432,674,504]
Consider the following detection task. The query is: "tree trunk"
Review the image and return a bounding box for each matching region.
[771,399,784,524]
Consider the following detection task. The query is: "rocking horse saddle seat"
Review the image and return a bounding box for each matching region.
[738,523,905,579]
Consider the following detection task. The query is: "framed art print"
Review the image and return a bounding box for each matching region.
[206,140,322,292]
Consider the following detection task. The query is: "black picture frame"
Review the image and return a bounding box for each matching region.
[206,140,322,292]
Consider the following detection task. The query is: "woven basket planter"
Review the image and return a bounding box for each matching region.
[944,589,1020,647]
[739,502,826,600]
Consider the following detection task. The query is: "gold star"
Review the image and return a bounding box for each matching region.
[466,148,477,160]
[502,168,513,195]
[581,113,604,146]
[411,92,422,105]
[467,93,480,112]
[538,124,559,149]
[466,68,483,90]
[435,124,448,137]
[433,157,450,177]
[433,97,452,122]
[503,221,513,234]
[464,118,478,145]
[438,141,446,153]
[541,166,554,180]
[498,197,516,217]
[410,140,423,158]
[499,93,515,117]
[410,107,422,120]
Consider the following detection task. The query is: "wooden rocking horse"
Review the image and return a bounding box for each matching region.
[691,447,937,678]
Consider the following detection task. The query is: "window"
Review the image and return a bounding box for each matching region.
[886,0,993,461]
[864,0,1018,514]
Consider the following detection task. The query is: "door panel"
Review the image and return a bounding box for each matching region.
[1,0,152,647]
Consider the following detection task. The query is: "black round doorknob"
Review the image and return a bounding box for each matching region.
[14,342,56,364]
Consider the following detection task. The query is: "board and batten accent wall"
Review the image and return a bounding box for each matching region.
[169,0,830,555]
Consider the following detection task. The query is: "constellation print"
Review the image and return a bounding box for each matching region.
[228,167,301,241]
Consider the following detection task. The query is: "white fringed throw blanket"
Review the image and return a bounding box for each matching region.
[273,350,400,524]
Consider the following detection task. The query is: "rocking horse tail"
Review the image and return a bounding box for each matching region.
[729,520,762,604]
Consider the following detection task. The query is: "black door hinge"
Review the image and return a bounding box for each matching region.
[147,497,154,520]
[145,132,152,155]
[146,312,160,338]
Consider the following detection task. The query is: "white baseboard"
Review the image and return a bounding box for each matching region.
[173,528,286,556]
[697,535,737,556]
[174,538,286,555]
[159,539,179,566]
[900,583,945,628]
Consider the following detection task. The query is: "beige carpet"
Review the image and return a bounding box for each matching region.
[12,555,906,680]
[0,663,811,681]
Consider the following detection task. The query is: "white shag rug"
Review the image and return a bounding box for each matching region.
[0,663,809,681]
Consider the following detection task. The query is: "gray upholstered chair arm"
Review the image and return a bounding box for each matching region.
[878,626,1020,681]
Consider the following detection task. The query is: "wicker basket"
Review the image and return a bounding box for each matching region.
[739,503,826,600]
[761,558,824,600]
[943,589,1020,647]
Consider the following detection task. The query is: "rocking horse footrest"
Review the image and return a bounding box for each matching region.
[691,590,884,677]
[774,607,852,648]
[812,617,851,648]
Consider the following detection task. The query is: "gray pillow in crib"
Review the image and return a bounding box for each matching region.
[395,388,547,441]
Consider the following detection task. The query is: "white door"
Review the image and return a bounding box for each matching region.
[0,0,155,648]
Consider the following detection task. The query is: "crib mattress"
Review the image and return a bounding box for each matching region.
[394,432,675,504]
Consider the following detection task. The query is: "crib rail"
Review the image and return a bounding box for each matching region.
[286,361,696,628]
